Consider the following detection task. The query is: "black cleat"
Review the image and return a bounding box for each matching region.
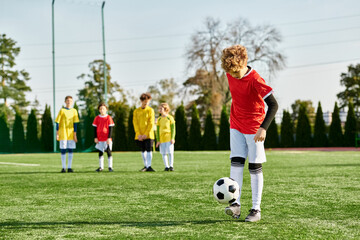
[169,167,174,171]
[108,167,113,172]
[67,168,74,173]
[96,168,103,172]
[164,167,170,171]
[139,167,147,172]
[146,166,155,172]
[61,168,66,173]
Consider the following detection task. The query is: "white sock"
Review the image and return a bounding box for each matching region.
[168,153,174,168]
[61,153,66,169]
[162,154,169,168]
[141,151,147,167]
[68,152,73,169]
[250,171,264,210]
[99,156,104,169]
[146,151,152,167]
[230,164,244,205]
[108,156,113,169]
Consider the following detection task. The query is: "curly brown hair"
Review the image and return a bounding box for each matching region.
[221,45,248,73]
[140,93,152,101]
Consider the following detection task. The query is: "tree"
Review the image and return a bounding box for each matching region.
[313,102,328,147]
[127,106,138,151]
[113,104,127,151]
[202,110,217,150]
[295,105,312,147]
[26,109,40,152]
[344,101,357,147]
[328,102,343,147]
[0,111,11,152]
[184,17,285,117]
[84,106,96,150]
[280,110,294,147]
[337,64,360,114]
[77,59,126,112]
[73,102,83,151]
[147,78,179,112]
[174,104,188,150]
[12,109,25,153]
[41,104,53,152]
[218,105,230,150]
[188,104,202,150]
[0,34,31,113]
[265,119,279,148]
[291,99,315,123]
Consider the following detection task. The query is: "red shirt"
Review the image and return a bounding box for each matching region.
[227,68,273,134]
[92,115,115,141]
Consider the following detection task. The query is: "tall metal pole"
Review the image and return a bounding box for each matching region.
[52,0,56,153]
[101,1,107,104]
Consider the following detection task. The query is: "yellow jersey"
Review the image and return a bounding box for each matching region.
[133,106,155,140]
[156,115,175,143]
[55,108,80,141]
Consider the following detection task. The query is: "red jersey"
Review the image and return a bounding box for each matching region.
[92,114,115,141]
[227,68,273,134]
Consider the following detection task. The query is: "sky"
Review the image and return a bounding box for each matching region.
[1,0,360,119]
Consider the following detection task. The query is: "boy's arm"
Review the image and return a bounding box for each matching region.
[260,94,278,130]
[132,110,140,137]
[170,123,176,140]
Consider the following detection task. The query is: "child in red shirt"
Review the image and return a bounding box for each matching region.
[92,103,115,172]
[221,45,278,222]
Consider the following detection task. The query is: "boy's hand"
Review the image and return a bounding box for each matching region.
[156,142,160,148]
[106,138,111,144]
[171,140,175,144]
[138,135,143,141]
[73,134,78,143]
[56,134,59,141]
[94,138,99,143]
[254,127,266,142]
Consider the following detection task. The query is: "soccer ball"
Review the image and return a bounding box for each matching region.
[213,177,240,204]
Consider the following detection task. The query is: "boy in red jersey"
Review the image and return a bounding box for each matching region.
[92,103,115,172]
[221,45,278,222]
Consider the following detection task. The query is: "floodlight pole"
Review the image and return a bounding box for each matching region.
[101,1,107,104]
[52,0,56,153]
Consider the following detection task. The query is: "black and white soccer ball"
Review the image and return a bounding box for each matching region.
[213,177,240,204]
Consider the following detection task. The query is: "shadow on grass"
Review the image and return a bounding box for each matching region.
[0,220,233,229]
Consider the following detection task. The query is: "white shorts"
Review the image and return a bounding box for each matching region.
[95,141,113,152]
[59,140,76,149]
[159,142,174,155]
[230,128,266,163]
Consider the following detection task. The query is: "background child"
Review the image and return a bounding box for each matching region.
[156,103,176,171]
[220,45,278,222]
[55,96,80,173]
[92,103,115,172]
[133,93,155,172]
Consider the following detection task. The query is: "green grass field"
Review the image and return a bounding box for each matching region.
[0,150,359,239]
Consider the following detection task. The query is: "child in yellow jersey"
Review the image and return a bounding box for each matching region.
[133,93,155,172]
[55,96,80,173]
[156,103,176,171]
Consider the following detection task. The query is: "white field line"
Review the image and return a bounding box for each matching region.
[0,162,40,166]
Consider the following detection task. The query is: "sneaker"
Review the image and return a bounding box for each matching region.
[245,209,261,222]
[61,168,66,173]
[67,168,74,173]
[96,168,103,172]
[225,203,241,219]
[164,167,170,171]
[139,167,147,172]
[108,168,113,172]
[169,167,174,171]
[146,166,155,172]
